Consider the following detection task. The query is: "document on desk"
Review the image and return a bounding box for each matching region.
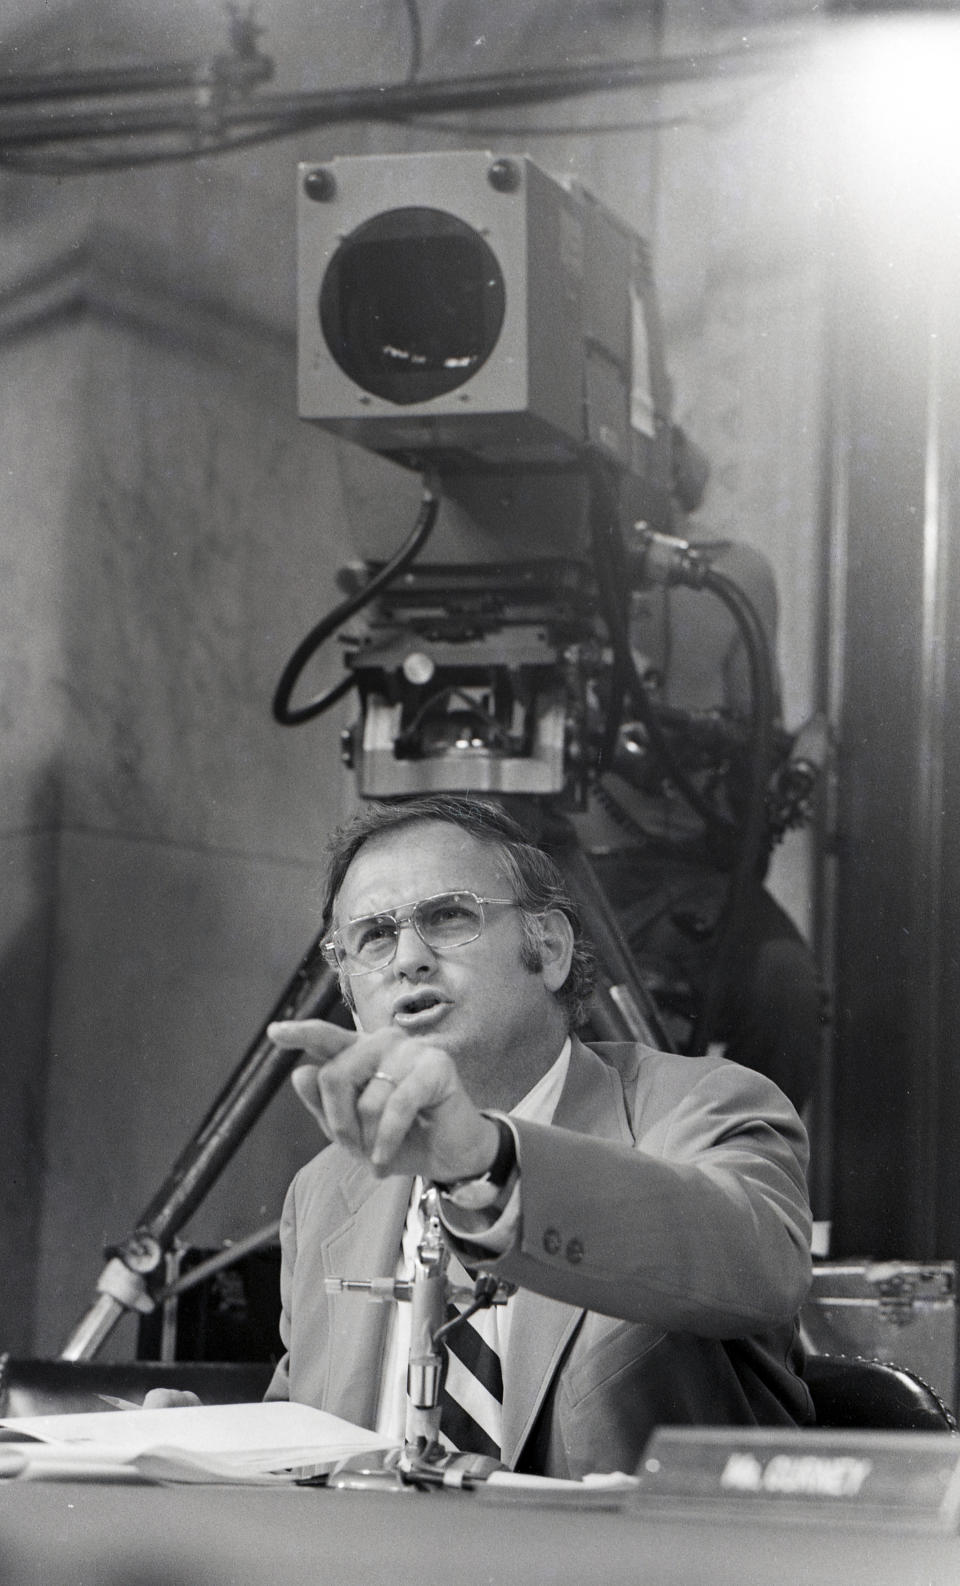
[0,1401,398,1484]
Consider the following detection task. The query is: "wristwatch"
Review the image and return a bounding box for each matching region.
[433,1114,517,1211]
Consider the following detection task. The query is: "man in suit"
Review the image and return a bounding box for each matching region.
[266,793,813,1478]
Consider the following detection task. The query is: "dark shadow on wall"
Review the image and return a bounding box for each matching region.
[0,767,61,1353]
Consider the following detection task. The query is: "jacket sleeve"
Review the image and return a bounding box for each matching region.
[262,1169,300,1402]
[478,1054,812,1338]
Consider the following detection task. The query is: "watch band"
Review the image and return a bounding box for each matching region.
[433,1114,517,1201]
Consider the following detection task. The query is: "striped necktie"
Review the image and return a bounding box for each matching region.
[438,1249,504,1461]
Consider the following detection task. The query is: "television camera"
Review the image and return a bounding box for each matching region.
[277,150,804,1050]
[280,149,711,809]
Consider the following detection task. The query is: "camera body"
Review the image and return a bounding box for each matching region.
[295,152,697,797]
[297,150,674,507]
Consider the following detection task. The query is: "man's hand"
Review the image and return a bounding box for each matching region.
[268,1018,500,1185]
[141,1389,202,1409]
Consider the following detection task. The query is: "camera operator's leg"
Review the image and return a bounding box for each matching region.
[590,851,823,1112]
[702,886,825,1115]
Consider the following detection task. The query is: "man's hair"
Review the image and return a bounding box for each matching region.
[320,795,596,1030]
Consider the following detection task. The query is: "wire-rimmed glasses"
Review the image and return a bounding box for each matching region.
[321,890,519,976]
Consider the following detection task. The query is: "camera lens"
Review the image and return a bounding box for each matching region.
[318,207,506,406]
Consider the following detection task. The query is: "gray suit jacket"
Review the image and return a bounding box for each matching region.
[266,1038,813,1477]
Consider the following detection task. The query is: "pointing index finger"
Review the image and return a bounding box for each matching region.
[267,1018,357,1066]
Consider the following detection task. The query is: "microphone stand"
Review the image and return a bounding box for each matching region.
[402,1189,450,1463]
[324,1187,513,1487]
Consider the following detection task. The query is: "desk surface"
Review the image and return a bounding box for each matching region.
[1,1481,958,1586]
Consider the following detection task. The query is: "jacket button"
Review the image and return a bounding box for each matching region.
[543,1227,561,1255]
[565,1238,584,1264]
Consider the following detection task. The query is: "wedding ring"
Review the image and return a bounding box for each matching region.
[371,1070,398,1088]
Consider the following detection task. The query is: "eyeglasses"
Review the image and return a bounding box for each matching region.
[321,891,519,976]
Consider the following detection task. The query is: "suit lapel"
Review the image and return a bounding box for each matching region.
[551,1036,637,1143]
[501,1287,582,1466]
[500,1038,635,1467]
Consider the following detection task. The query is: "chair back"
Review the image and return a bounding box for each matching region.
[804,1352,958,1433]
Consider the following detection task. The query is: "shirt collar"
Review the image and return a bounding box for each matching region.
[508,1036,571,1126]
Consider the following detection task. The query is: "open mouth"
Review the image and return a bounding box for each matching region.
[393,990,448,1023]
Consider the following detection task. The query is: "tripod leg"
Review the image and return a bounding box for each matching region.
[59,938,344,1360]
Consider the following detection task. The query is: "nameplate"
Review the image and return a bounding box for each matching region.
[636,1428,960,1531]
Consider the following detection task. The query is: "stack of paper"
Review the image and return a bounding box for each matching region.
[0,1400,397,1484]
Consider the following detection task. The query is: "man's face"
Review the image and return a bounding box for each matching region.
[332,819,570,1109]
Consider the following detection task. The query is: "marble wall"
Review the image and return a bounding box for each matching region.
[2,309,84,1351]
[1,229,359,1354]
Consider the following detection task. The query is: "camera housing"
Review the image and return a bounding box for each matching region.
[298,150,674,506]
